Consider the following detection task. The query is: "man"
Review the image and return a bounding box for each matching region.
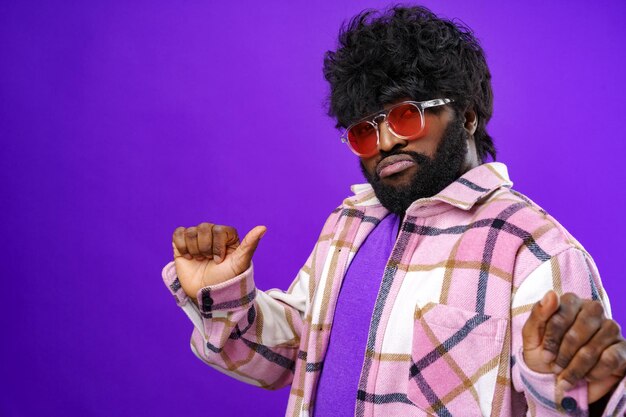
[162,6,626,416]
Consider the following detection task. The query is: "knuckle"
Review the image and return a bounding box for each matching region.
[555,353,572,368]
[198,222,212,230]
[577,346,597,362]
[543,338,559,353]
[549,314,567,330]
[198,224,213,238]
[603,320,621,337]
[173,227,185,237]
[561,292,578,305]
[600,349,619,369]
[563,329,579,345]
[175,243,188,254]
[565,368,584,382]
[184,227,197,238]
[586,300,605,317]
[613,320,622,335]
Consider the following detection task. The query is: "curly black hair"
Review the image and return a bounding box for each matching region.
[323,5,496,161]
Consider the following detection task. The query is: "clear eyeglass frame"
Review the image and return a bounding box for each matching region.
[339,98,454,156]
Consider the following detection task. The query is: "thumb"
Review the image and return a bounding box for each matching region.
[231,226,267,270]
[522,290,560,350]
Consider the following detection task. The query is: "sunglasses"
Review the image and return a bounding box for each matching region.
[340,98,453,157]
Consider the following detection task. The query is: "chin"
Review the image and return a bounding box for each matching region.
[381,177,414,191]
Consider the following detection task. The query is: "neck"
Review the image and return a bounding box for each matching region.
[460,137,481,174]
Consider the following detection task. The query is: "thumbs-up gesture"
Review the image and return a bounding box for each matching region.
[522,291,626,403]
[172,223,267,299]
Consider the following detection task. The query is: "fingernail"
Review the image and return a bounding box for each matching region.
[557,379,573,393]
[540,292,550,306]
[185,254,193,260]
[542,350,556,363]
[552,364,563,374]
[260,229,267,239]
[214,255,222,263]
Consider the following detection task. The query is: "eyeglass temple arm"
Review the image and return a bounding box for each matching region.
[420,98,453,109]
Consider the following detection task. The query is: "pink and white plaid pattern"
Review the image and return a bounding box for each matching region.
[163,162,626,416]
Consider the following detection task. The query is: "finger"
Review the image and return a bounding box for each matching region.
[172,227,191,259]
[560,338,625,399]
[197,222,214,259]
[585,327,625,381]
[522,290,560,351]
[184,227,201,259]
[231,226,267,271]
[552,300,604,373]
[542,293,583,363]
[212,225,240,264]
[556,322,616,390]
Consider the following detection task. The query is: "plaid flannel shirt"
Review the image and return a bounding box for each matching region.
[163,162,626,416]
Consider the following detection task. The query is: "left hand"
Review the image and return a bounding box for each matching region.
[522,290,626,403]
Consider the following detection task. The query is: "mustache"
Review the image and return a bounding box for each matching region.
[379,149,431,163]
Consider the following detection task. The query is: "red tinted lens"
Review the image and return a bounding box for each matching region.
[347,122,377,156]
[387,103,424,137]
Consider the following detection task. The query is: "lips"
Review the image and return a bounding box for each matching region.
[376,154,417,179]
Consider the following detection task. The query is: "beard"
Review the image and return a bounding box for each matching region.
[360,117,469,215]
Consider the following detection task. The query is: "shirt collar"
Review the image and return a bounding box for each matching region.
[344,162,513,211]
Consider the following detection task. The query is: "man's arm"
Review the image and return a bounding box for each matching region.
[510,247,626,416]
[162,258,309,389]
[162,211,340,389]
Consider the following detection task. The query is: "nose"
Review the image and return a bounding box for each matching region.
[376,119,407,153]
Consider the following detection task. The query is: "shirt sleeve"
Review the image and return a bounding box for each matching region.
[510,246,626,416]
[161,208,340,390]
[162,259,310,389]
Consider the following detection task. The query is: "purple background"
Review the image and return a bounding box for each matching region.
[1,1,625,416]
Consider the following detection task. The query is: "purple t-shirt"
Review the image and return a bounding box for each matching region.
[313,213,400,417]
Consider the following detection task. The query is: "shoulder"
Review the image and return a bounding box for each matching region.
[478,187,590,281]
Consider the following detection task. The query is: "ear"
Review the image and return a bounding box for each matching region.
[464,109,478,135]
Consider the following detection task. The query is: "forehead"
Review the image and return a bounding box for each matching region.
[359,97,418,120]
[362,91,435,115]
[348,96,412,125]
[383,96,413,110]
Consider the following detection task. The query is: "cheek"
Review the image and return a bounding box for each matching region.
[405,136,440,158]
[408,113,450,156]
[360,157,378,175]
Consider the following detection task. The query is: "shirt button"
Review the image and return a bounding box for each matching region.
[560,396,577,412]
[202,293,213,307]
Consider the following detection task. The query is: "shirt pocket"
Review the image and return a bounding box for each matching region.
[407,302,508,417]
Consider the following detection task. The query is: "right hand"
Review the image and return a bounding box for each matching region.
[172,223,267,300]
